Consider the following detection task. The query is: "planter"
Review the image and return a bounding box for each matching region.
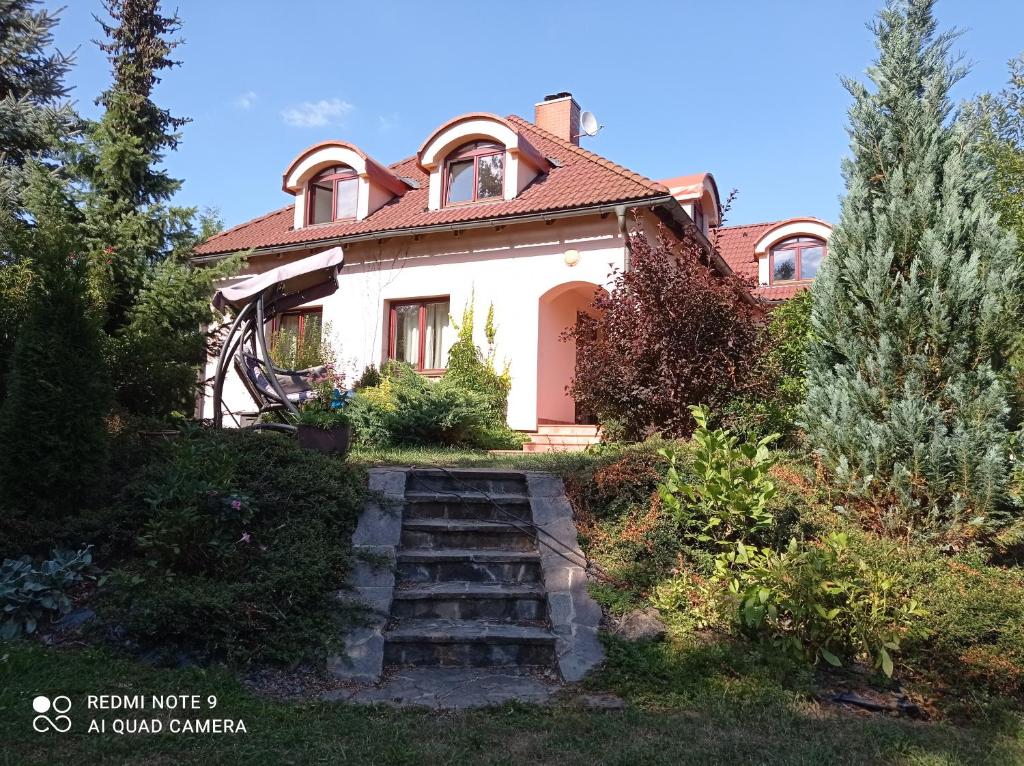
[296,423,352,457]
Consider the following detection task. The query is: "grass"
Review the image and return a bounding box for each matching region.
[2,642,1022,765]
[349,444,605,474]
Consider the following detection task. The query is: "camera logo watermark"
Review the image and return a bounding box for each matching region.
[32,695,72,733]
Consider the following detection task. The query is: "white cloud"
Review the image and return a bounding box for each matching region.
[378,112,399,132]
[281,98,354,128]
[233,91,258,109]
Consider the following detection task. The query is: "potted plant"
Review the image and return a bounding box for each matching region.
[293,366,352,456]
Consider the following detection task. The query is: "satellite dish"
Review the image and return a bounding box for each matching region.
[580,110,601,137]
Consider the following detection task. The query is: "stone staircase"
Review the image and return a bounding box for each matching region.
[383,470,558,669]
[522,423,600,453]
[333,467,604,694]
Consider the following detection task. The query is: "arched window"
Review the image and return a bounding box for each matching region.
[307,165,358,225]
[444,141,504,205]
[770,236,826,283]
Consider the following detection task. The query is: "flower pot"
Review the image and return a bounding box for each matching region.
[296,423,352,457]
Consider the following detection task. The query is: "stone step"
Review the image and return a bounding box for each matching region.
[403,492,533,522]
[396,549,542,585]
[536,424,599,437]
[384,619,556,668]
[522,442,591,453]
[400,519,536,552]
[406,469,528,496]
[391,582,547,622]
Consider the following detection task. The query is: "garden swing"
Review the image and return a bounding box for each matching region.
[210,246,344,432]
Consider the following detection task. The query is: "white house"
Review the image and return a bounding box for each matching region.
[193,92,831,438]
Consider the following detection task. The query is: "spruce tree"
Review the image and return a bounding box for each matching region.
[81,0,193,333]
[0,0,75,398]
[804,0,1021,533]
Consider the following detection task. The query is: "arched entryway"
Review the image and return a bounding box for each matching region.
[537,281,604,425]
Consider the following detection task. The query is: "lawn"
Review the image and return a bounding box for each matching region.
[3,642,1022,766]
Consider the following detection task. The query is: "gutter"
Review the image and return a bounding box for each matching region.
[191,196,676,264]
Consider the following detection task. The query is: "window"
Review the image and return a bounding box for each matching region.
[389,298,450,372]
[307,165,358,225]
[270,307,323,368]
[770,236,826,283]
[444,142,504,205]
[692,202,705,234]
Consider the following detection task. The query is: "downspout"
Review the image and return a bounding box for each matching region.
[616,205,630,272]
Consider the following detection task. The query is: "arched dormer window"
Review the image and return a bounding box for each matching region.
[307,165,359,225]
[769,236,826,283]
[445,141,505,205]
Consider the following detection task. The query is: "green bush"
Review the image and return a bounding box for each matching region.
[708,534,927,677]
[0,547,100,639]
[348,360,524,450]
[658,405,779,549]
[100,429,365,664]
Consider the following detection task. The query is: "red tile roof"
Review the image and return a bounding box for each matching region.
[194,115,671,257]
[714,220,822,302]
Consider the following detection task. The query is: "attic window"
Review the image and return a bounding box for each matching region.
[445,141,504,205]
[307,165,358,225]
[770,236,825,283]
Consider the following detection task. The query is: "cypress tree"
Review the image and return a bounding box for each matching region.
[0,165,111,517]
[803,0,1021,533]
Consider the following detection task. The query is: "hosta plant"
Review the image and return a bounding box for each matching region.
[0,547,99,639]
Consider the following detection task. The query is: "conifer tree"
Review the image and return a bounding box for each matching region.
[0,165,111,516]
[804,0,1021,532]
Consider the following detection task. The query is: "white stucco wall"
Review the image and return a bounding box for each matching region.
[202,214,626,431]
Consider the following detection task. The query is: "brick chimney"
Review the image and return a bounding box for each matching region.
[534,92,580,145]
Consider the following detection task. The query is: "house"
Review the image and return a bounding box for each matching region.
[193,92,831,435]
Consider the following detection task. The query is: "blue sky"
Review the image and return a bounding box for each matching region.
[49,0,1024,230]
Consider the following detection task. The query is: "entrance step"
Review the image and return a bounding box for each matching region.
[521,424,601,453]
[400,519,536,552]
[536,424,600,437]
[383,619,557,668]
[396,549,543,585]
[390,582,547,622]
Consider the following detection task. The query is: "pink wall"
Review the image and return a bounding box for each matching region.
[537,282,602,424]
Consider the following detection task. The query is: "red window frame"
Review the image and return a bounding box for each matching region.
[388,297,450,374]
[306,166,358,225]
[768,237,826,283]
[443,142,504,206]
[273,307,322,344]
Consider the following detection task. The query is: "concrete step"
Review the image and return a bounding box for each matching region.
[404,492,533,523]
[522,442,591,453]
[391,582,547,622]
[384,619,556,668]
[396,549,542,585]
[527,434,600,446]
[536,424,600,437]
[406,469,528,496]
[401,519,536,552]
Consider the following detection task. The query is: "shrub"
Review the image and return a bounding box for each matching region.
[567,220,761,441]
[710,533,928,677]
[722,290,812,442]
[658,405,779,549]
[0,547,100,639]
[100,429,366,664]
[269,315,332,371]
[348,360,524,449]
[445,299,511,420]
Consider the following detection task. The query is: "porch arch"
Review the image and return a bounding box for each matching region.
[536,281,605,425]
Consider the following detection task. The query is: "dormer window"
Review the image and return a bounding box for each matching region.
[770,236,825,283]
[307,165,358,225]
[445,141,504,205]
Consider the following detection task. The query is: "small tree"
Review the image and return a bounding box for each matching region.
[804,0,1022,532]
[0,165,111,515]
[445,295,512,420]
[568,221,761,441]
